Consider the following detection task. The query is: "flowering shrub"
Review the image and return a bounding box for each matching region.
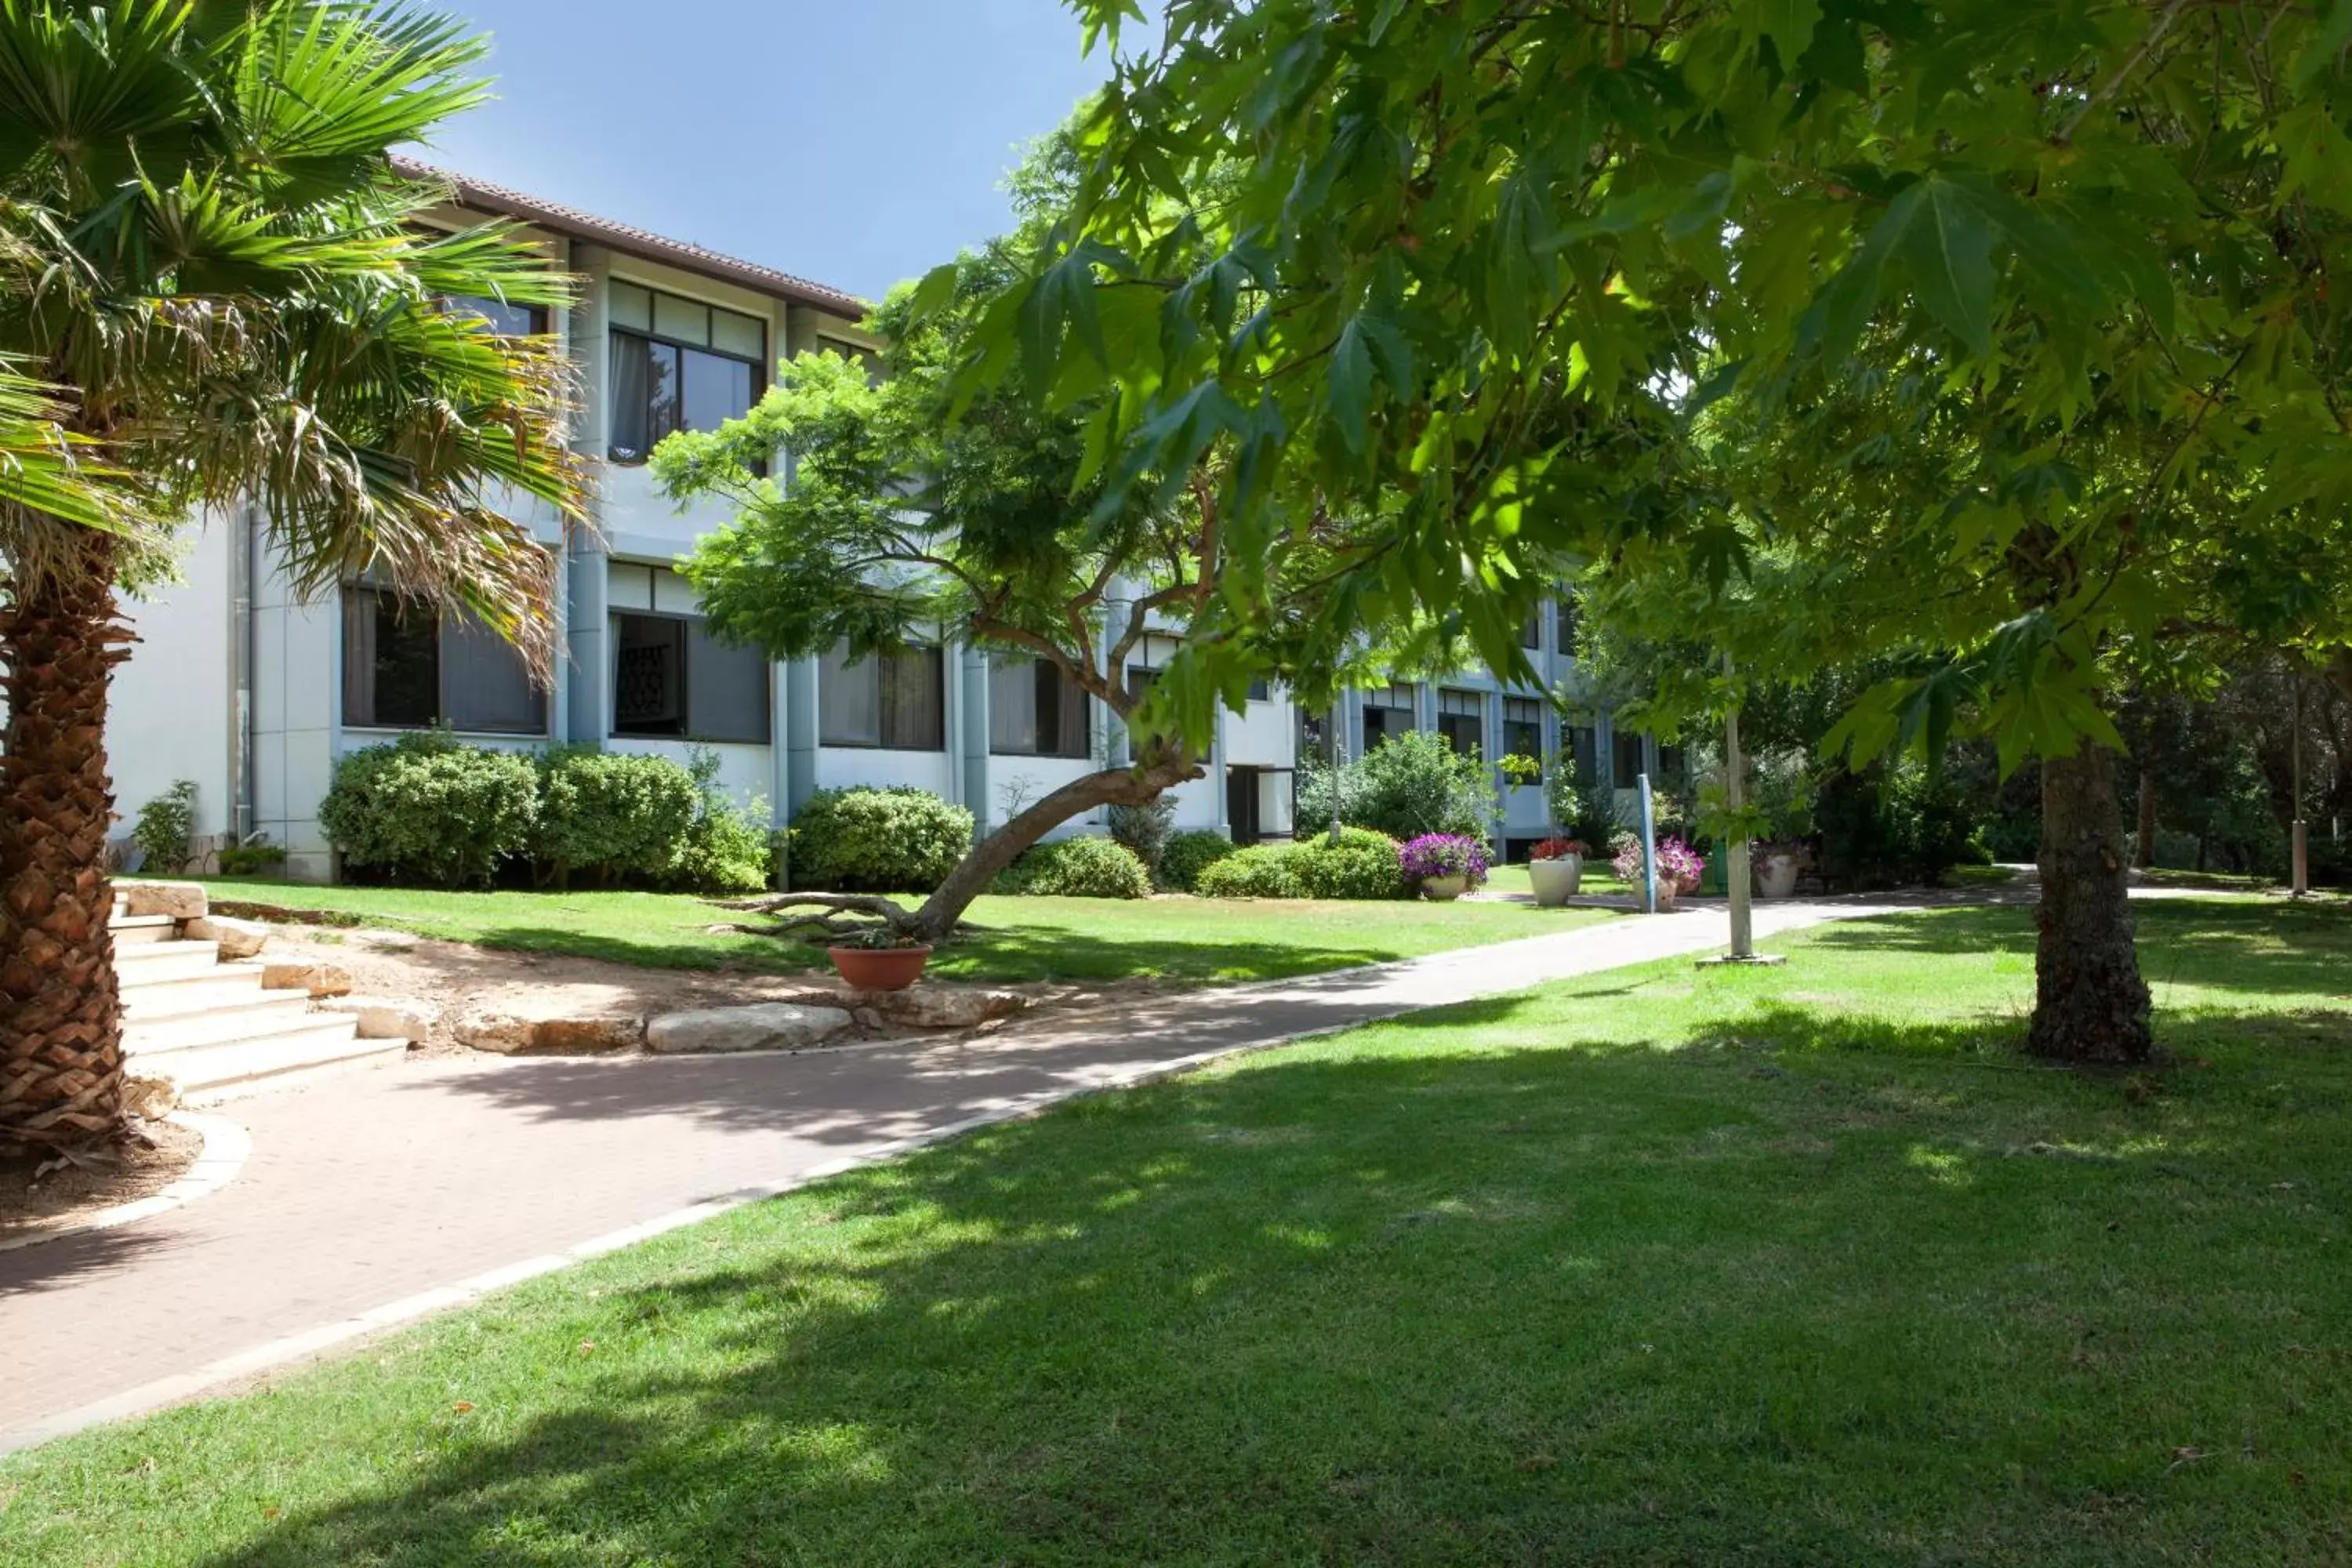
[1530,837,1587,862]
[1399,833,1490,888]
[1613,834,1704,891]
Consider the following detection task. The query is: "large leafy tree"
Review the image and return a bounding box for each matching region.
[989,0,2352,1062]
[0,1,585,1152]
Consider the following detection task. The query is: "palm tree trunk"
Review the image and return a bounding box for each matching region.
[0,535,132,1152]
[2028,742,2153,1064]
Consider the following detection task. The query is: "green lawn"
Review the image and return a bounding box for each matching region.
[11,898,2349,1564]
[198,880,1613,985]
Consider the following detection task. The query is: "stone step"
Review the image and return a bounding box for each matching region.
[118,964,271,1019]
[140,1023,400,1101]
[112,940,225,985]
[123,993,319,1055]
[110,915,180,946]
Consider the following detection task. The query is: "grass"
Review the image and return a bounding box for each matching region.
[9,898,2350,1564]
[196,880,1615,985]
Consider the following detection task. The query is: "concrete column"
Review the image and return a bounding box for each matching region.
[786,656,819,815]
[1414,681,1435,734]
[1211,703,1229,834]
[1486,690,1507,848]
[768,659,790,819]
[564,241,613,750]
[565,543,609,747]
[960,644,991,815]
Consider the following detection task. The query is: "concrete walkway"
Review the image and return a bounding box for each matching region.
[0,896,1911,1453]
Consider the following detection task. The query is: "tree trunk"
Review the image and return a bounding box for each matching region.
[906,753,1201,941]
[0,537,132,1152]
[2029,743,2153,1065]
[2134,764,2158,869]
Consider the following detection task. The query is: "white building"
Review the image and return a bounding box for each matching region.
[103,166,1657,882]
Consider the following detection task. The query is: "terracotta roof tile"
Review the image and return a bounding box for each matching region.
[394,155,869,320]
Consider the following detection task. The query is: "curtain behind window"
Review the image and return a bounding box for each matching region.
[1051,667,1088,757]
[882,648,944,750]
[442,612,545,735]
[989,657,1040,753]
[687,622,770,743]
[820,643,881,745]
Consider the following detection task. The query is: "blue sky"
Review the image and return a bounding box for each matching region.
[418,0,1119,303]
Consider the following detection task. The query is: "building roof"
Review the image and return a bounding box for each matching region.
[393,155,869,321]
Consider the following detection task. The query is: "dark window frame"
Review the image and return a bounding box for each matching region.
[822,643,948,753]
[443,292,549,339]
[608,282,768,466]
[340,586,548,737]
[1436,687,1485,757]
[608,608,772,745]
[990,656,1092,759]
[1501,696,1544,764]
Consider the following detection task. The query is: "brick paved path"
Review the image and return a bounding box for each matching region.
[0,897,1907,1451]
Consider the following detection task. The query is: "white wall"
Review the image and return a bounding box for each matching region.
[814,746,953,798]
[110,524,236,845]
[1225,691,1294,767]
[608,736,771,812]
[979,753,1101,833]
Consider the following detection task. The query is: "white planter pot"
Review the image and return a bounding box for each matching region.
[1420,874,1469,902]
[1528,856,1583,906]
[1757,853,1802,900]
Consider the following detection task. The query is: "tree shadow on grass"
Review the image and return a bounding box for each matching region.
[107,1007,2350,1568]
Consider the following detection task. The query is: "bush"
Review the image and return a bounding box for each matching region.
[673,750,774,895]
[533,748,701,885]
[1194,844,1303,898]
[1158,829,1238,892]
[1288,826,1407,899]
[320,732,537,888]
[789,786,974,892]
[1298,729,1497,843]
[995,835,1152,898]
[1107,796,1177,880]
[132,779,198,875]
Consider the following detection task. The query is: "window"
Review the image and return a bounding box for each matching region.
[445,292,547,339]
[1566,724,1599,785]
[1247,677,1272,702]
[1612,731,1647,788]
[1361,681,1415,750]
[1502,697,1544,762]
[1555,594,1581,655]
[990,657,1090,757]
[611,612,770,743]
[608,281,767,463]
[1436,688,1484,755]
[814,333,881,380]
[341,588,545,735]
[1520,604,1543,650]
[821,641,945,750]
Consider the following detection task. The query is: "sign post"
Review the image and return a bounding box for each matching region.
[1638,771,1658,914]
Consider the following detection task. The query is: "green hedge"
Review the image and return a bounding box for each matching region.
[320,733,539,889]
[1194,844,1303,898]
[789,786,974,892]
[534,748,701,884]
[1159,829,1239,892]
[994,836,1152,898]
[1287,826,1408,899]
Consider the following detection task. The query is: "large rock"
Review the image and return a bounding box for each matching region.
[187,914,270,960]
[456,1002,642,1055]
[123,1074,180,1119]
[869,985,1030,1030]
[117,880,206,920]
[318,994,434,1042]
[645,1003,853,1055]
[260,961,353,999]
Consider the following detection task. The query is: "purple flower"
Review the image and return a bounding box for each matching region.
[1398,833,1490,887]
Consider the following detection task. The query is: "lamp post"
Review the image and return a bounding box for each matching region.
[2292,674,2310,898]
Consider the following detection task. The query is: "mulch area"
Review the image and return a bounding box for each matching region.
[0,1117,201,1240]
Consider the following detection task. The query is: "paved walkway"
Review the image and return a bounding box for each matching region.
[0,896,1911,1452]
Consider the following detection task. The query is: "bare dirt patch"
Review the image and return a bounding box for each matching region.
[257,924,1192,1056]
[0,1118,203,1239]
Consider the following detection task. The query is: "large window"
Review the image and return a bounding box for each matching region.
[341,588,544,735]
[821,641,945,750]
[1502,697,1544,762]
[990,657,1089,757]
[608,281,767,464]
[1612,731,1647,788]
[1566,724,1599,785]
[1361,681,1416,750]
[1436,688,1484,755]
[1520,605,1543,650]
[445,292,547,339]
[611,612,770,743]
[1555,594,1581,656]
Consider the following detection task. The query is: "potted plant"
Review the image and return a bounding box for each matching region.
[1527,837,1587,906]
[1755,840,1808,899]
[826,927,934,990]
[1399,833,1490,900]
[1613,835,1704,911]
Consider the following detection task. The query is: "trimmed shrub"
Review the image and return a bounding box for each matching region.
[1298,729,1498,843]
[320,732,538,888]
[534,748,700,884]
[673,750,774,895]
[789,786,974,892]
[132,779,198,875]
[1107,796,1178,880]
[994,835,1152,898]
[1194,844,1302,898]
[1288,826,1407,899]
[1158,829,1238,892]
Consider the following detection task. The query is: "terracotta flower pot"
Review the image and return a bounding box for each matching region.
[827,944,933,991]
[1420,874,1469,901]
[1528,855,1582,906]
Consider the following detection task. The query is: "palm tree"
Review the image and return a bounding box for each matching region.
[0,1,587,1152]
